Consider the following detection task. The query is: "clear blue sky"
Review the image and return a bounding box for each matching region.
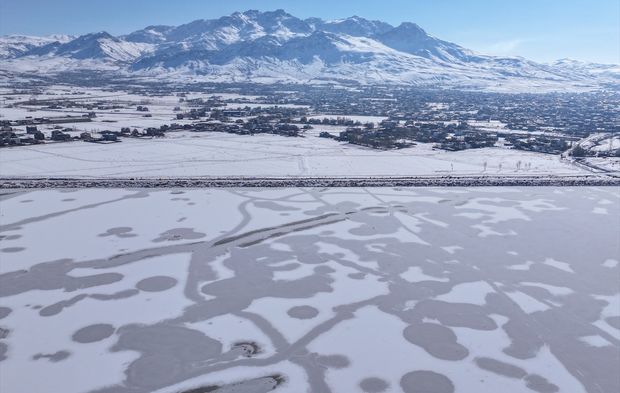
[1,0,618,64]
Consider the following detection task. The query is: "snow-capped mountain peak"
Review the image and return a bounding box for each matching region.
[0,34,74,59]
[123,26,174,44]
[309,15,393,37]
[1,9,618,91]
[21,31,154,62]
[375,22,472,62]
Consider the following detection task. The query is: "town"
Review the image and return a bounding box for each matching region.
[1,84,619,160]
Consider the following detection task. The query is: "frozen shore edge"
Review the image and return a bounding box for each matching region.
[2,175,619,189]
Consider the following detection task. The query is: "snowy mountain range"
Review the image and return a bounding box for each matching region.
[2,9,619,91]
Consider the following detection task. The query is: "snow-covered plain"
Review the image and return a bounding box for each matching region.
[0,187,618,393]
[0,85,607,179]
[0,131,588,178]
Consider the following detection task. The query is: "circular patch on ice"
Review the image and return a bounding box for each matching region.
[403,323,468,360]
[1,247,25,253]
[136,276,178,292]
[99,227,136,238]
[287,305,319,319]
[153,228,206,242]
[360,377,389,392]
[317,354,350,369]
[400,370,454,393]
[72,324,115,343]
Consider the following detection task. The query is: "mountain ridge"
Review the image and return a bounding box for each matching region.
[1,9,618,91]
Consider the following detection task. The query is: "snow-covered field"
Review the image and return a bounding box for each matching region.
[3,85,615,180]
[580,133,620,153]
[0,86,248,137]
[0,187,618,393]
[583,157,620,172]
[0,131,588,178]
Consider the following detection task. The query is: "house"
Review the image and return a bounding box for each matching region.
[100,131,118,142]
[145,128,164,137]
[0,131,18,146]
[222,110,247,117]
[51,130,71,141]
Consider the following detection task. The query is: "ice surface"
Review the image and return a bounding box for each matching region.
[0,187,618,393]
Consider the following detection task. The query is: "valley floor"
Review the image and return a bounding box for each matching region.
[0,131,593,178]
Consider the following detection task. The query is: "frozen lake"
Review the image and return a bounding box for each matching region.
[0,187,618,393]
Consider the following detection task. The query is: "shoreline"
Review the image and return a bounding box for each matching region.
[2,175,619,189]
